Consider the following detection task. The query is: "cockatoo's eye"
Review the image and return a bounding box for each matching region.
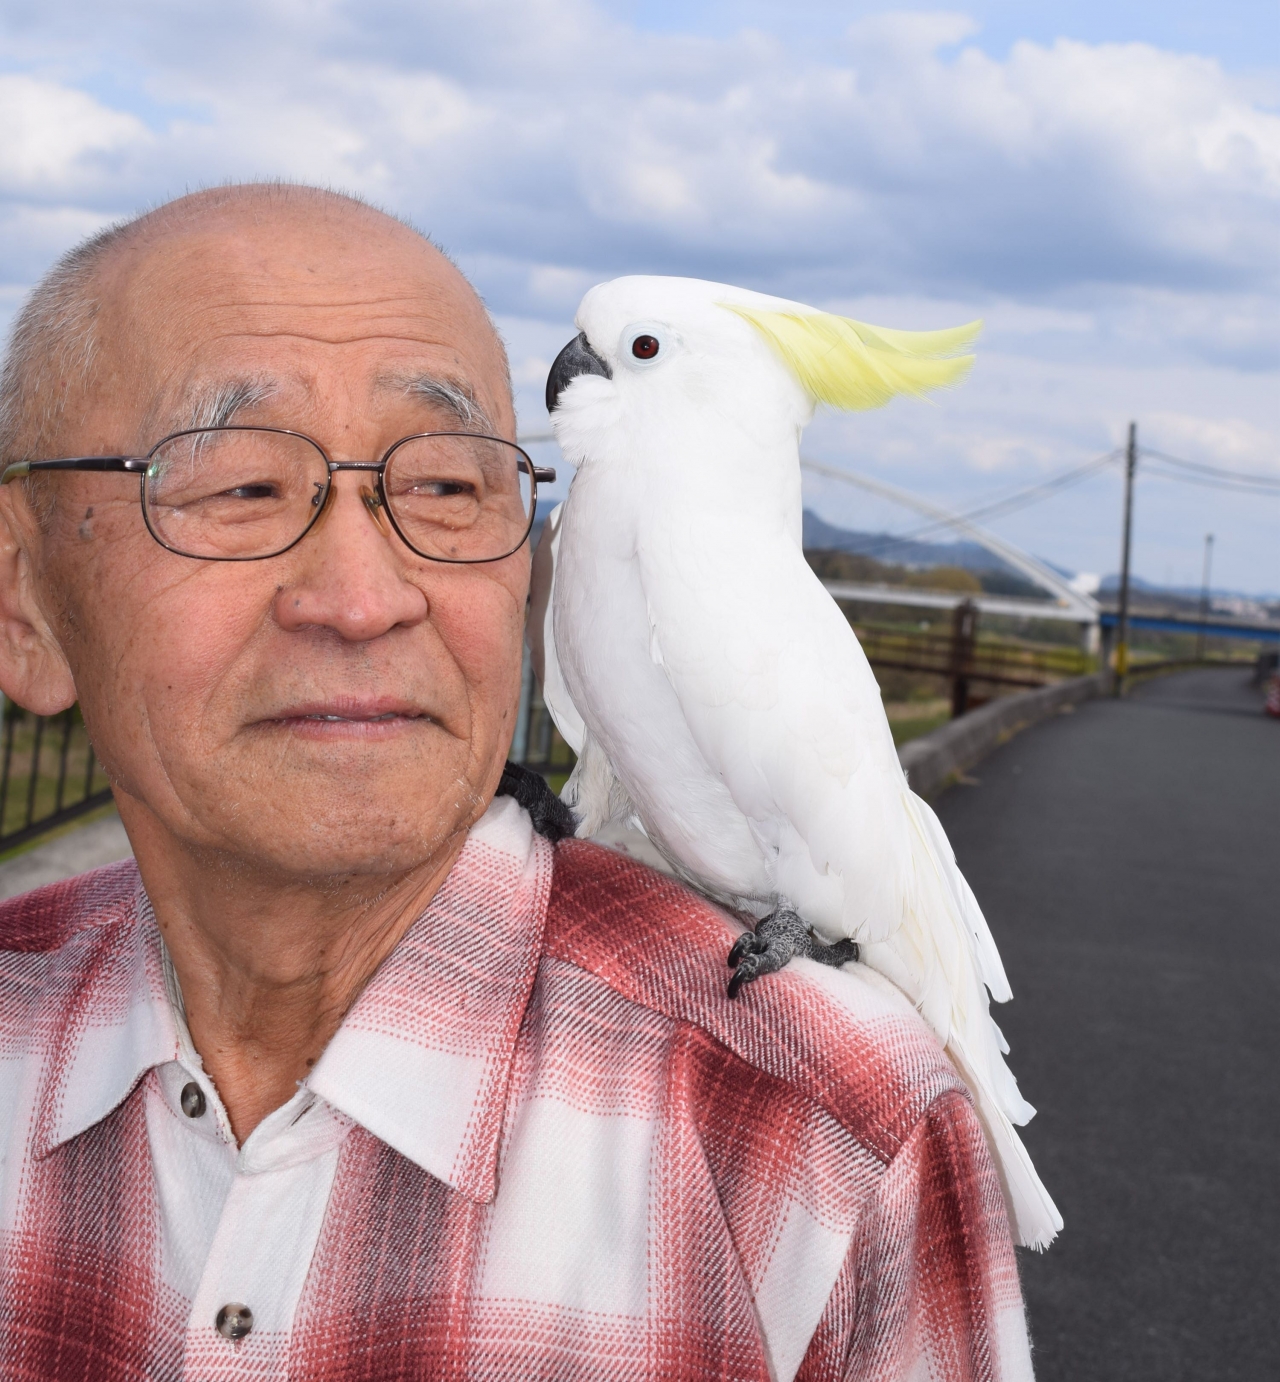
[620,322,674,369]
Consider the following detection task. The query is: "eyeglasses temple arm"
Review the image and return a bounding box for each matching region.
[532,466,556,484]
[1,457,149,484]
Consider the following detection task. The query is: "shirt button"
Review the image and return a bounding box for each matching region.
[180,1082,207,1118]
[215,1303,254,1340]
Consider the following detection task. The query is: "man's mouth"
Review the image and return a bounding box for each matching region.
[257,698,435,734]
[301,711,408,722]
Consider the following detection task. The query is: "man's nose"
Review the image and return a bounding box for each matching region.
[272,470,429,641]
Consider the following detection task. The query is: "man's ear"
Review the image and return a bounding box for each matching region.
[0,487,77,715]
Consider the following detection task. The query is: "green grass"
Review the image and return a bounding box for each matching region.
[889,710,952,747]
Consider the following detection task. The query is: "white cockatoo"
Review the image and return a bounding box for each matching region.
[529,275,1061,1251]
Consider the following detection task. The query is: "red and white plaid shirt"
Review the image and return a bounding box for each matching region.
[0,797,1032,1381]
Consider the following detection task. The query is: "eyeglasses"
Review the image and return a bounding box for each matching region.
[1,426,555,564]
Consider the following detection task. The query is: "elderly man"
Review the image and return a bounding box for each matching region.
[0,186,1031,1381]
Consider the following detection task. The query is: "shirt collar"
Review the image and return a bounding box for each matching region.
[35,797,553,1201]
[34,880,179,1158]
[307,795,553,1201]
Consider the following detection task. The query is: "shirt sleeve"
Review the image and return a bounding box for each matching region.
[796,1088,1035,1382]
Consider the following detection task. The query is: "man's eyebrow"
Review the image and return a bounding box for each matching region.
[378,372,492,432]
[169,378,279,434]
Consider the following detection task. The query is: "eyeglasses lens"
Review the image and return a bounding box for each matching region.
[383,434,533,562]
[145,430,329,560]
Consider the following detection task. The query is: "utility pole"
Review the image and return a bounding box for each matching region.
[1113,422,1137,696]
[1196,532,1214,661]
[949,599,978,719]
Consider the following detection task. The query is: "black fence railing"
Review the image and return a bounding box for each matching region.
[510,652,577,783]
[0,701,114,852]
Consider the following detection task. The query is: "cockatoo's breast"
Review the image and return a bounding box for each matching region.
[553,465,775,902]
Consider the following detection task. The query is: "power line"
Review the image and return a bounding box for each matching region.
[800,448,1120,558]
[929,449,1120,531]
[1141,462,1280,497]
[1139,447,1280,491]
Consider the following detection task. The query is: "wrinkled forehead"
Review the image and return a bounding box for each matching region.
[142,367,496,447]
[96,214,512,445]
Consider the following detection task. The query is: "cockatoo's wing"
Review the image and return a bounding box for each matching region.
[528,505,637,836]
[636,532,1061,1248]
[527,502,585,755]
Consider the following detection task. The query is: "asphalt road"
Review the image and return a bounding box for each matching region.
[934,666,1278,1382]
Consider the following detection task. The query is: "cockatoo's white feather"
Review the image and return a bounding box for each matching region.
[529,502,585,756]
[530,275,1061,1249]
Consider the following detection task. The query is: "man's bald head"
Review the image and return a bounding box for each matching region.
[0,183,511,473]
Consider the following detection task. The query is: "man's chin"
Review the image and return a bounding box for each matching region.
[211,807,479,886]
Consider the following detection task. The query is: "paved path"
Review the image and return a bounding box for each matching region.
[934,667,1277,1382]
[0,809,132,900]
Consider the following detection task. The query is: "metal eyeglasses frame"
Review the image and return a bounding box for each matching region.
[0,426,556,564]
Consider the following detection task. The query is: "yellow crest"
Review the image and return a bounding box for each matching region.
[722,304,980,411]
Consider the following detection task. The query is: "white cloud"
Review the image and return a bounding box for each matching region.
[0,74,149,189]
[1144,413,1280,474]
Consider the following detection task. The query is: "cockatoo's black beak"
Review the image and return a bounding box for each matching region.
[546,332,612,413]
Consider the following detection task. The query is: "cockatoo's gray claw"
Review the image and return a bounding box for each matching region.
[727,930,765,969]
[726,908,859,998]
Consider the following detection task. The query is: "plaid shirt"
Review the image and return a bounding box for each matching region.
[0,796,1032,1381]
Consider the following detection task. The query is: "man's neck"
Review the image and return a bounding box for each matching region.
[119,800,469,1143]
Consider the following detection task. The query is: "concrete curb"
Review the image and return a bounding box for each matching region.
[897,673,1105,799]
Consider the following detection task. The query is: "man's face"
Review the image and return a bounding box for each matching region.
[20,207,528,881]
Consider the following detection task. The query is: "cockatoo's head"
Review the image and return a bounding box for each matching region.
[545,275,979,475]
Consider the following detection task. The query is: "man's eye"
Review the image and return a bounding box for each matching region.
[410,480,473,498]
[224,484,279,500]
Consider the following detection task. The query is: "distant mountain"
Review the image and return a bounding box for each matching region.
[802,510,1006,571]
[534,504,1023,578]
[801,510,1052,600]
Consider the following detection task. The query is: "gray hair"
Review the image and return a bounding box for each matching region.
[0,225,121,465]
[0,223,134,524]
[403,374,494,432]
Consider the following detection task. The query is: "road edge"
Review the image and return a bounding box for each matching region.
[898,674,1105,799]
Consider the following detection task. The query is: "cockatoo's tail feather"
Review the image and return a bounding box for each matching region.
[722,305,980,411]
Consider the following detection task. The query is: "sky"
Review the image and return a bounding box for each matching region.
[1,0,1277,592]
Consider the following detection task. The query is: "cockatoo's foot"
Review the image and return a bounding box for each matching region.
[726,909,859,998]
[496,760,578,842]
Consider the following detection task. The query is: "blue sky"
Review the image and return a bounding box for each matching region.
[1,1,1277,591]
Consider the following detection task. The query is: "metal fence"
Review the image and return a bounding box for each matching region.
[511,651,576,781]
[0,700,114,851]
[507,604,1095,781]
[854,624,1089,689]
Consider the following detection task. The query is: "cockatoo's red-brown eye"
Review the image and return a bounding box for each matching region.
[631,335,660,360]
